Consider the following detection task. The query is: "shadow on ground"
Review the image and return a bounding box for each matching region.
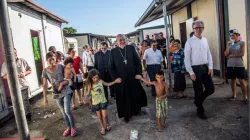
[0,83,248,140]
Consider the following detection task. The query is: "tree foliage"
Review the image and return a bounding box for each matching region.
[63,27,77,34]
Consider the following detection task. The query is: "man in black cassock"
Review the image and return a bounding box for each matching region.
[109,34,147,122]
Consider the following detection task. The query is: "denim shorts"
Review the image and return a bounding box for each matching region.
[92,102,108,112]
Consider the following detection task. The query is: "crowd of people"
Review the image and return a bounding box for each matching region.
[1,20,248,136]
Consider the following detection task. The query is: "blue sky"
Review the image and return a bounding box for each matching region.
[34,0,163,35]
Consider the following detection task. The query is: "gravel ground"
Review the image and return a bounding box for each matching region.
[0,81,248,140]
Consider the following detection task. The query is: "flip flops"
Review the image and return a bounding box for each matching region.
[106,125,111,132]
[100,128,106,136]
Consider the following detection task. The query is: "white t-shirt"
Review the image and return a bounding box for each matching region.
[85,54,95,67]
[143,48,163,65]
[1,58,31,89]
[82,51,89,65]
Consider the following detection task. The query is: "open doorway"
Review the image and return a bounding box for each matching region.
[30,30,43,86]
[180,22,187,48]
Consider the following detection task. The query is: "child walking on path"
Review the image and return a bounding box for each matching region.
[140,70,168,132]
[87,69,121,135]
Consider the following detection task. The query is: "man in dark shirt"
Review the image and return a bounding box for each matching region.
[145,34,152,47]
[157,32,167,69]
[94,42,115,101]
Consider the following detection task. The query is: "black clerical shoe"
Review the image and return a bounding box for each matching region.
[197,112,208,120]
[26,113,32,122]
[124,117,130,123]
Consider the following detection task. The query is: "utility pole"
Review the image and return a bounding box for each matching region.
[0,0,30,140]
[162,0,172,91]
[245,0,250,137]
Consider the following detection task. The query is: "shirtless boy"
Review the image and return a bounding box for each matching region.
[58,57,76,92]
[140,70,168,132]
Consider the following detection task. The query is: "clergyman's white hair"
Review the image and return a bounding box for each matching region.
[116,34,125,41]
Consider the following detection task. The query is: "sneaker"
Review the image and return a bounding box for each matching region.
[63,128,71,137]
[71,128,77,137]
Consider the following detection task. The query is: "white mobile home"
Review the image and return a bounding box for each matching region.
[0,0,67,120]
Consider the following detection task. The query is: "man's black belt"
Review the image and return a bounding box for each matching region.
[147,64,161,66]
[192,64,208,68]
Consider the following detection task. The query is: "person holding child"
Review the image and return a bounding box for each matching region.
[42,52,77,137]
[140,71,168,132]
[57,57,77,92]
[87,69,121,135]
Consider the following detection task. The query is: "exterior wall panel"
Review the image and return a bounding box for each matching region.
[172,0,220,70]
[8,5,41,92]
[228,0,247,67]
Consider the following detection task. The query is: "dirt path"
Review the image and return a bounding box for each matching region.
[0,84,248,140]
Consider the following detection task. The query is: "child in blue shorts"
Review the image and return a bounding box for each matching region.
[87,69,121,135]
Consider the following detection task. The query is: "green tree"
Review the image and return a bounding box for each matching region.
[63,27,77,34]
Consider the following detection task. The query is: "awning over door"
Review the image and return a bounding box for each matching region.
[134,0,194,27]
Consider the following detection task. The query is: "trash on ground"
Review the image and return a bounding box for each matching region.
[130,129,138,140]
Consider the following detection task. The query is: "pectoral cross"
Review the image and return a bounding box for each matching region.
[124,59,127,65]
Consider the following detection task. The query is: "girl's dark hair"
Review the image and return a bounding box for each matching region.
[83,72,89,79]
[67,47,74,54]
[170,35,175,39]
[64,57,74,65]
[142,40,148,44]
[170,39,175,43]
[175,39,181,44]
[88,69,100,88]
[46,52,55,60]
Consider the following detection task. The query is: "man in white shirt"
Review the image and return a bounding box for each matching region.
[1,48,32,121]
[184,20,214,120]
[143,40,163,96]
[82,45,89,73]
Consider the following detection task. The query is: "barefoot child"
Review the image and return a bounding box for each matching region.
[87,69,121,135]
[58,57,76,92]
[140,70,168,132]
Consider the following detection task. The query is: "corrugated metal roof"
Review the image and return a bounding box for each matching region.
[8,0,68,23]
[135,0,194,27]
[126,25,165,37]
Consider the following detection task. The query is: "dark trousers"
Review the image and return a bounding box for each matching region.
[87,66,94,71]
[173,72,186,92]
[147,64,161,96]
[103,71,115,101]
[192,65,214,113]
[162,53,166,69]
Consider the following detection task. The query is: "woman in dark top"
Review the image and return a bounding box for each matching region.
[170,39,186,98]
[224,29,247,103]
